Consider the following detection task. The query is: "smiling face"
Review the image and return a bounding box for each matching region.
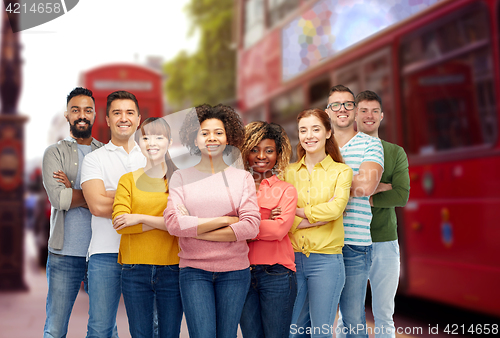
[195,118,227,158]
[139,133,171,164]
[356,99,383,137]
[65,95,95,139]
[106,99,141,143]
[327,91,357,130]
[247,138,277,176]
[298,115,331,156]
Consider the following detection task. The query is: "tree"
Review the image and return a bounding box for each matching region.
[164,0,235,109]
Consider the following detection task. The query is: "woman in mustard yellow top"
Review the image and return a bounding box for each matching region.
[285,109,353,338]
[112,117,182,338]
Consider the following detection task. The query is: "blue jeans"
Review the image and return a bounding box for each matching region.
[369,241,400,338]
[240,264,297,338]
[121,264,183,338]
[44,252,87,338]
[179,267,250,338]
[337,244,372,338]
[290,253,345,338]
[87,253,122,338]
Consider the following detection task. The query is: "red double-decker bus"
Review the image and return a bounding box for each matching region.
[80,64,164,142]
[236,0,500,317]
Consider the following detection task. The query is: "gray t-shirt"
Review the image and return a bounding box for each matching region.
[49,144,92,257]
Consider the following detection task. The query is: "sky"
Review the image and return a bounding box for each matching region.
[16,0,199,163]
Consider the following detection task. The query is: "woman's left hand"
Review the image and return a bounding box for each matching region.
[113,214,141,230]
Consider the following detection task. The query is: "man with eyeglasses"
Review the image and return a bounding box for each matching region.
[326,84,384,338]
[355,90,409,338]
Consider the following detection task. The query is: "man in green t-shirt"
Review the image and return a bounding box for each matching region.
[355,90,410,338]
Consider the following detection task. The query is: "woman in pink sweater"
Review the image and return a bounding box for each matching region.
[164,104,260,338]
[239,122,298,338]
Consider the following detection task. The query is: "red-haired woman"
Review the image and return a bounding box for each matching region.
[285,109,353,338]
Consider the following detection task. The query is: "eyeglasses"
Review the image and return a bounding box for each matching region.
[327,101,356,111]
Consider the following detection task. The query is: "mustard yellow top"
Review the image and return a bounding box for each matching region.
[284,155,353,256]
[112,168,180,265]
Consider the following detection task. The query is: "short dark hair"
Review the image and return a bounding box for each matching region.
[180,104,245,156]
[67,87,95,105]
[355,90,382,110]
[328,84,355,99]
[106,91,140,116]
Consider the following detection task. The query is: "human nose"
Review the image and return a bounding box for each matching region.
[207,132,216,141]
[257,150,266,159]
[77,109,86,119]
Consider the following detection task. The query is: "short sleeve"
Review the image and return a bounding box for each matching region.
[81,152,103,184]
[362,137,384,170]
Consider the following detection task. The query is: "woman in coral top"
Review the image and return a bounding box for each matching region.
[164,104,260,338]
[112,117,182,338]
[239,121,298,338]
[285,109,353,338]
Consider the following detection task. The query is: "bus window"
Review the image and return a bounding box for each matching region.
[309,76,330,109]
[244,0,265,48]
[270,87,304,160]
[267,0,300,27]
[400,4,497,155]
[362,49,393,141]
[245,105,266,124]
[335,63,361,95]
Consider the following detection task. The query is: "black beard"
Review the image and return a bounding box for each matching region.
[70,119,93,139]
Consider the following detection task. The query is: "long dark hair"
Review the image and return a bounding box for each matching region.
[136,117,178,191]
[296,108,343,163]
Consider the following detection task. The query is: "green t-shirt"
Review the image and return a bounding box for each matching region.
[370,140,410,242]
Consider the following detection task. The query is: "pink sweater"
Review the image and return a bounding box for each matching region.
[164,166,260,272]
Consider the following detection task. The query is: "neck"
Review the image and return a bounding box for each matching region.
[111,136,135,153]
[252,170,273,185]
[333,126,357,148]
[196,154,228,173]
[305,151,326,168]
[70,133,92,146]
[144,161,167,178]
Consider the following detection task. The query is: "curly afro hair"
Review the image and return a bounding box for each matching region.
[179,104,245,156]
[241,121,292,180]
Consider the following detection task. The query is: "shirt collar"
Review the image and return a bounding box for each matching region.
[105,140,140,152]
[64,136,94,146]
[296,154,334,171]
[261,174,280,187]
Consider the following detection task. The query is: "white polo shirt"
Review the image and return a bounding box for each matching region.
[81,141,146,257]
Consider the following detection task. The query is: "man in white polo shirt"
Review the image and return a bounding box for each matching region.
[81,90,146,338]
[327,84,384,338]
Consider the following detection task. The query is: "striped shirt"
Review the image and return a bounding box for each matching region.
[340,132,384,246]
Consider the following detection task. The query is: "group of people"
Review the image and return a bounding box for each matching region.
[42,84,410,338]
